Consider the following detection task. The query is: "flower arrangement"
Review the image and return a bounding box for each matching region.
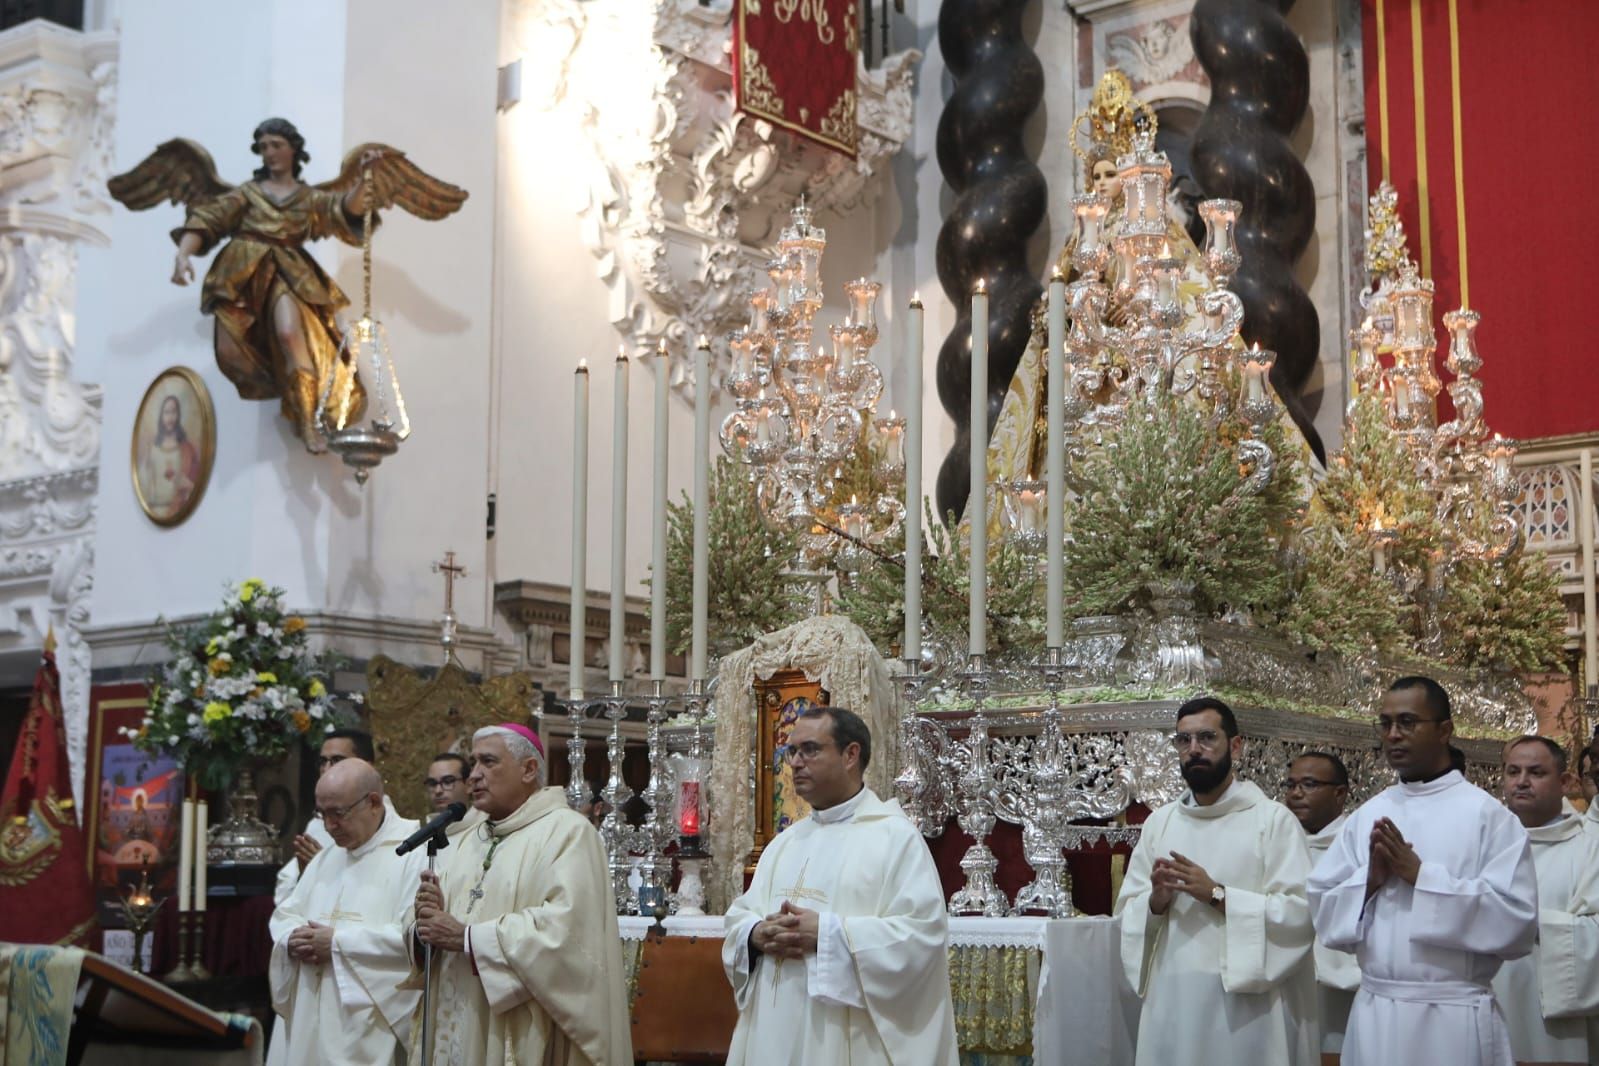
[127,579,352,790]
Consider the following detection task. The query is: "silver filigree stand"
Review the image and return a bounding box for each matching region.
[600,681,637,914]
[635,681,676,913]
[562,695,591,811]
[948,655,1007,916]
[1010,646,1076,917]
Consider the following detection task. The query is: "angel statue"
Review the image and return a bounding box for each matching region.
[108,118,467,451]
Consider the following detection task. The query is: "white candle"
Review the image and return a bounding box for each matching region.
[1581,448,1597,687]
[969,281,989,658]
[650,341,670,681]
[609,349,630,684]
[570,361,590,699]
[178,798,193,912]
[691,337,712,681]
[905,296,924,664]
[1046,271,1066,649]
[194,800,208,906]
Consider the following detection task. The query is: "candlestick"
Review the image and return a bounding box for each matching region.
[969,281,989,657]
[651,341,670,681]
[1046,271,1066,648]
[193,800,208,902]
[571,361,590,699]
[905,295,924,665]
[610,349,630,683]
[691,337,711,682]
[177,798,193,912]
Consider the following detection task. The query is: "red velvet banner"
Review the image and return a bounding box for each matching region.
[1362,0,1599,440]
[734,0,859,158]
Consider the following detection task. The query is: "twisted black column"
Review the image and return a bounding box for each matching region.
[1190,0,1326,464]
[933,0,1046,522]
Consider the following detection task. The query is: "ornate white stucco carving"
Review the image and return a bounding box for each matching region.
[508,0,916,398]
[0,20,117,805]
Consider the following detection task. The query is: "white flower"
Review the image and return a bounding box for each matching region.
[186,712,201,726]
[256,621,273,638]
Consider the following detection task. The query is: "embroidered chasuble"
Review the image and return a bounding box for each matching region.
[267,808,425,1066]
[722,787,959,1066]
[1309,770,1538,1066]
[408,786,632,1066]
[1305,812,1360,1054]
[1488,812,1599,1064]
[1114,778,1318,1066]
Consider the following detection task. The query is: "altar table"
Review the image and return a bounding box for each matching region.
[617,914,1141,1066]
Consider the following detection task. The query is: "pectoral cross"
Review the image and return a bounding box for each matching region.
[432,550,467,660]
[467,885,484,913]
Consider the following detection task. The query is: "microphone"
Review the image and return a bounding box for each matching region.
[396,802,468,855]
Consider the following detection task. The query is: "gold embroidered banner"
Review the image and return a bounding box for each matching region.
[735,0,859,157]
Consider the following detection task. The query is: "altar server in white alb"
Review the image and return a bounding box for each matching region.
[723,706,958,1066]
[1309,676,1539,1066]
[1491,735,1599,1065]
[1115,696,1318,1066]
[267,758,423,1066]
[1285,750,1360,1060]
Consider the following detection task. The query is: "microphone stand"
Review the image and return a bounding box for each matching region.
[420,825,450,1066]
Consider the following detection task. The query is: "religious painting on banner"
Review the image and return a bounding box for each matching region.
[752,670,830,869]
[85,683,187,929]
[734,0,859,157]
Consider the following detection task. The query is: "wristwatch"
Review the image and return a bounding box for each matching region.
[1210,885,1226,907]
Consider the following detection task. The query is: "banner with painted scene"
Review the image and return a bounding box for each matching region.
[734,0,860,157]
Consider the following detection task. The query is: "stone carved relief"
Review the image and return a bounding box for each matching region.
[1105,16,1199,93]
[507,0,916,399]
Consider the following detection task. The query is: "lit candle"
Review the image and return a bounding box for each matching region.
[1245,344,1266,404]
[1392,377,1412,420]
[609,349,629,684]
[691,336,711,682]
[969,280,989,658]
[650,341,670,681]
[678,778,702,837]
[905,295,924,664]
[194,800,208,905]
[570,360,590,699]
[178,798,193,912]
[1046,269,1066,649]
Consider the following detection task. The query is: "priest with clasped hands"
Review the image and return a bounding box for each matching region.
[722,706,959,1066]
[1309,676,1539,1066]
[408,722,632,1066]
[1114,696,1319,1066]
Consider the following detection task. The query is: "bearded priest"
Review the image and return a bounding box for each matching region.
[409,723,631,1066]
[722,706,959,1066]
[1115,696,1318,1066]
[267,758,423,1066]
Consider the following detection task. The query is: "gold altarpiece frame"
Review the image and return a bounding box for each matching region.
[750,669,830,870]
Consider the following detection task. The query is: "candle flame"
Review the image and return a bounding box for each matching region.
[889,408,896,419]
[973,278,988,295]
[696,334,710,349]
[656,338,668,354]
[577,358,588,372]
[617,344,627,361]
[851,494,858,505]
[911,290,922,307]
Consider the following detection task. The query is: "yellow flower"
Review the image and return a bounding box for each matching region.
[239,578,264,603]
[283,616,306,635]
[208,657,231,677]
[205,637,220,655]
[256,671,278,685]
[203,701,232,724]
[291,710,311,733]
[309,679,327,698]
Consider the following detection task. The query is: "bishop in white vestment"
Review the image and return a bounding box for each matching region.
[1116,698,1318,1066]
[1491,736,1599,1065]
[1285,752,1361,1057]
[268,759,424,1066]
[723,707,958,1066]
[410,724,632,1066]
[1309,678,1538,1066]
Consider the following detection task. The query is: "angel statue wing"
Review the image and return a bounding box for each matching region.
[107,138,233,210]
[315,143,468,220]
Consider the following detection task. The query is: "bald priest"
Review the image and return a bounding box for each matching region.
[409,723,632,1065]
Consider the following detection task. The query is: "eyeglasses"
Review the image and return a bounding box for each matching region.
[314,796,370,823]
[1374,714,1442,737]
[785,741,835,764]
[1170,730,1224,751]
[318,754,350,768]
[1280,777,1340,793]
[424,775,462,791]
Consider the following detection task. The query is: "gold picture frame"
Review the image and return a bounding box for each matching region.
[131,366,215,527]
[751,669,830,869]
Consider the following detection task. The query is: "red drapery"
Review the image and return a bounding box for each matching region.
[734,0,859,157]
[1362,0,1599,440]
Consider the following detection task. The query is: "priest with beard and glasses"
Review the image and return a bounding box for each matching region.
[722,706,959,1066]
[1284,751,1360,1063]
[267,758,424,1066]
[1490,735,1599,1066]
[409,723,631,1066]
[1115,696,1318,1066]
[1309,676,1538,1066]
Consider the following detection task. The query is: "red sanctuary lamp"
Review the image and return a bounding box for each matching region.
[676,776,707,858]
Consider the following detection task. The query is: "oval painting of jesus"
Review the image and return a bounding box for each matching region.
[131,366,215,527]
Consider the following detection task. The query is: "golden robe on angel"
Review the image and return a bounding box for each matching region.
[108,117,466,451]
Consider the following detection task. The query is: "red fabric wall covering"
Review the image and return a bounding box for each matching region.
[1362,0,1599,440]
